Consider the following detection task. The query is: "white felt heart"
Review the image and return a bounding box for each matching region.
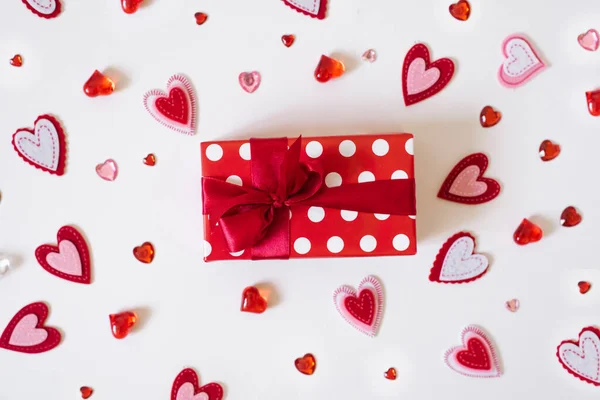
[285,0,320,15]
[498,35,545,88]
[440,236,488,282]
[558,330,600,384]
[13,118,60,171]
[176,383,209,400]
[23,0,58,15]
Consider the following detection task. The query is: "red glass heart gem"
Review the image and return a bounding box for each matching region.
[561,206,582,227]
[133,242,154,263]
[513,218,543,245]
[586,90,600,116]
[449,0,470,21]
[579,281,591,294]
[295,353,316,375]
[122,0,143,14]
[480,105,501,127]
[10,54,23,67]
[384,367,397,380]
[195,12,208,25]
[109,311,137,339]
[143,153,156,166]
[539,139,560,161]
[84,70,115,98]
[282,34,295,47]
[80,386,93,399]
[314,55,345,83]
[241,286,267,314]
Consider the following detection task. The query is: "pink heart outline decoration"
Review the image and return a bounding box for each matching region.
[171,368,223,400]
[406,58,441,95]
[444,325,502,378]
[557,327,600,386]
[333,275,383,337]
[35,226,92,284]
[429,232,489,284]
[281,0,327,20]
[578,29,599,52]
[21,0,61,19]
[239,71,261,93]
[0,302,61,354]
[96,159,118,181]
[498,34,546,88]
[143,74,197,136]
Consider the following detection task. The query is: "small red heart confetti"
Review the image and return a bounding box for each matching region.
[314,55,345,83]
[586,90,600,116]
[449,0,470,21]
[480,106,501,127]
[143,154,156,166]
[505,299,520,312]
[281,34,295,47]
[109,311,137,339]
[80,386,93,399]
[295,353,316,375]
[578,281,591,294]
[561,206,582,227]
[133,242,154,263]
[122,0,143,14]
[84,70,115,98]
[362,49,377,63]
[513,218,543,245]
[9,54,23,67]
[195,12,208,25]
[384,367,397,380]
[539,140,560,161]
[241,286,267,314]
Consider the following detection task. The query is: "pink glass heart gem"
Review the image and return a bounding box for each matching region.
[239,71,261,93]
[96,159,118,181]
[505,299,519,312]
[578,29,599,52]
[362,49,377,63]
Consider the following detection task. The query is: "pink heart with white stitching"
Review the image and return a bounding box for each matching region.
[498,34,546,88]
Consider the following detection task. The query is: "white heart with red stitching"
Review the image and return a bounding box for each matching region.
[23,0,58,15]
[13,118,60,172]
[558,330,600,384]
[440,236,488,282]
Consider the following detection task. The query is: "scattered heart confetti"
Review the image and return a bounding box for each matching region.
[109,311,137,339]
[133,242,154,263]
[21,0,61,18]
[295,353,316,375]
[241,286,267,314]
[578,281,591,294]
[281,0,327,20]
[10,55,23,67]
[80,386,93,399]
[0,302,61,353]
[505,299,520,312]
[444,325,502,378]
[334,275,383,337]
[95,159,118,181]
[171,368,224,400]
[513,218,543,245]
[480,105,501,127]
[557,327,600,386]
[539,139,560,161]
[438,153,501,204]
[12,114,67,176]
[578,29,599,51]
[430,232,489,284]
[144,74,197,135]
[143,153,156,166]
[122,0,143,14]
[586,89,600,117]
[384,367,397,380]
[314,55,345,83]
[281,34,295,47]
[449,0,470,21]
[84,70,115,97]
[362,49,377,63]
[35,226,92,284]
[561,206,582,227]
[195,12,208,25]
[239,71,261,93]
[498,34,546,88]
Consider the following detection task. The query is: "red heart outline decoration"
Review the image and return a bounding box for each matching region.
[35,226,92,284]
[438,153,501,204]
[171,368,223,400]
[144,74,197,135]
[429,232,489,284]
[444,325,501,378]
[402,43,455,106]
[0,302,61,354]
[281,0,327,20]
[21,0,61,19]
[333,275,383,337]
[12,114,67,176]
[557,326,600,386]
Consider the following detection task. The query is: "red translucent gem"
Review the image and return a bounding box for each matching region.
[561,206,582,227]
[505,299,519,312]
[586,90,600,116]
[314,55,345,83]
[133,242,154,263]
[241,286,267,314]
[449,0,470,21]
[579,281,592,294]
[143,154,156,166]
[122,0,143,14]
[109,311,137,339]
[384,367,397,380]
[513,218,543,245]
[84,70,115,98]
[282,34,295,47]
[195,12,208,25]
[538,139,560,161]
[10,54,23,67]
[80,386,93,399]
[480,105,501,127]
[295,353,316,375]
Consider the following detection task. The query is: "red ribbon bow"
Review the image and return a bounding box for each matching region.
[202,136,416,259]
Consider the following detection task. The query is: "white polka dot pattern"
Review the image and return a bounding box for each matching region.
[393,234,410,251]
[358,171,375,183]
[374,214,390,220]
[339,140,356,157]
[305,141,323,158]
[294,237,311,255]
[405,138,414,155]
[308,206,325,223]
[372,139,389,156]
[327,236,344,253]
[239,143,251,160]
[205,144,223,161]
[226,175,243,186]
[203,240,212,258]
[341,210,358,221]
[230,250,245,257]
[360,235,377,252]
[325,172,342,187]
[391,170,408,179]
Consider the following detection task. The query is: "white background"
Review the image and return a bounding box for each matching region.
[1,0,600,399]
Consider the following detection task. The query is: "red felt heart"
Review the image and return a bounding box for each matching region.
[155,87,189,125]
[438,153,501,204]
[0,302,61,354]
[281,0,327,20]
[35,226,92,284]
[171,368,223,400]
[456,337,492,370]
[344,289,375,326]
[402,43,455,106]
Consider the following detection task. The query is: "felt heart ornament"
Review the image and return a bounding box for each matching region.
[578,29,599,52]
[402,43,455,106]
[21,0,61,19]
[143,74,197,136]
[445,325,501,378]
[281,0,327,20]
[429,232,489,284]
[557,327,600,386]
[12,115,67,176]
[498,34,546,88]
[438,153,500,204]
[35,226,92,284]
[333,275,383,337]
[171,368,223,400]
[0,302,61,354]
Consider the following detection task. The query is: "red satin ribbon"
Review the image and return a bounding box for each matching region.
[202,136,416,259]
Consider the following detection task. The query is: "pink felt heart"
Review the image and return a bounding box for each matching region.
[95,159,118,181]
[333,276,383,337]
[46,240,83,277]
[448,165,487,197]
[239,72,261,93]
[177,383,209,400]
[498,34,546,88]
[9,314,48,347]
[0,302,61,353]
[171,369,223,400]
[406,58,441,95]
[144,74,197,135]
[445,325,502,378]
[578,29,599,52]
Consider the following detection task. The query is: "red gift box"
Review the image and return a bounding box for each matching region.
[200,134,416,261]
